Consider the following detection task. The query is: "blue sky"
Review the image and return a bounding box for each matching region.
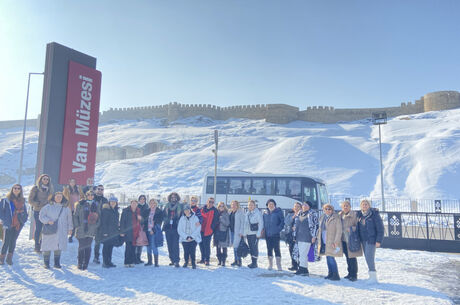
[1,0,459,121]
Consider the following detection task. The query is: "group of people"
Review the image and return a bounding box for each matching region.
[0,175,384,283]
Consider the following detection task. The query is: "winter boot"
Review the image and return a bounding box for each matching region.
[237,258,242,267]
[222,255,227,267]
[6,253,13,266]
[154,254,159,267]
[275,257,282,271]
[0,254,5,265]
[324,270,333,280]
[43,254,51,269]
[216,253,222,266]
[145,254,153,266]
[288,260,298,271]
[368,271,378,283]
[248,257,258,269]
[231,260,238,266]
[329,272,340,281]
[268,256,273,270]
[295,266,305,275]
[54,254,62,269]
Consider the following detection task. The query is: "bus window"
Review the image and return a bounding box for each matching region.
[252,179,264,194]
[229,178,251,194]
[276,178,288,196]
[303,185,318,209]
[318,184,329,207]
[252,178,276,195]
[266,179,275,195]
[289,179,301,200]
[206,177,228,194]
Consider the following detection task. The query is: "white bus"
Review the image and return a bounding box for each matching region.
[201,171,329,210]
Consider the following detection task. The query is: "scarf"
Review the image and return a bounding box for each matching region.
[11,199,24,231]
[360,210,371,225]
[148,207,156,230]
[132,207,141,245]
[83,201,91,232]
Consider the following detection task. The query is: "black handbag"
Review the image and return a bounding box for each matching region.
[113,235,124,247]
[348,227,361,252]
[237,239,250,258]
[42,206,63,235]
[250,223,259,231]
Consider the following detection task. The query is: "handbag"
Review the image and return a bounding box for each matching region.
[42,206,64,235]
[154,224,164,247]
[348,226,361,252]
[236,238,250,258]
[214,230,227,242]
[250,223,259,231]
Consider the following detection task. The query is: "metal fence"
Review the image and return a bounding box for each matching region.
[329,195,460,213]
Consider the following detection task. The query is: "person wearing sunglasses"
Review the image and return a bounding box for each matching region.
[62,178,84,243]
[28,174,54,253]
[199,197,219,266]
[317,204,342,281]
[0,184,28,265]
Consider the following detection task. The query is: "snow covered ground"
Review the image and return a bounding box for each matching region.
[0,223,458,305]
[1,109,460,202]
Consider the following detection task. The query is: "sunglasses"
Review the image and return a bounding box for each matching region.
[324,208,332,211]
[97,188,104,191]
[13,187,21,190]
[191,199,198,202]
[208,201,215,204]
[42,177,49,181]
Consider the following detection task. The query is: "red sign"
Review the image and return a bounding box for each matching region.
[59,61,102,185]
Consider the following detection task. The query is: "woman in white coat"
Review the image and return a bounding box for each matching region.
[177,206,202,269]
[229,200,245,267]
[244,200,264,268]
[39,192,73,269]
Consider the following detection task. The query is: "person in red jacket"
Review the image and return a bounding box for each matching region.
[199,198,219,266]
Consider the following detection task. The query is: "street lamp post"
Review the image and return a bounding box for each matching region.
[18,72,44,185]
[372,111,387,211]
[212,130,218,199]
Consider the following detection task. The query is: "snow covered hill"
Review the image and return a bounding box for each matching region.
[1,109,459,200]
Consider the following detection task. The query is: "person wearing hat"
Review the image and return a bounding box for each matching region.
[262,199,285,271]
[100,196,120,268]
[177,205,201,269]
[293,201,319,276]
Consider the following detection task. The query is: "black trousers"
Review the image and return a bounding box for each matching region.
[182,241,197,265]
[102,243,114,265]
[94,240,101,258]
[1,227,21,255]
[216,246,227,260]
[124,241,136,265]
[78,237,93,267]
[342,241,358,277]
[266,236,281,257]
[247,234,259,258]
[33,211,43,248]
[201,233,212,262]
[165,229,180,264]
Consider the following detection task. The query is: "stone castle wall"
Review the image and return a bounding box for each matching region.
[98,90,459,124]
[0,91,459,129]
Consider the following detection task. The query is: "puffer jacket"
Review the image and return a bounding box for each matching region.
[100,203,120,245]
[263,207,284,238]
[357,208,384,245]
[73,199,100,239]
[0,198,28,229]
[177,213,202,243]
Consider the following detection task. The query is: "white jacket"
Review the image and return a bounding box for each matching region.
[244,208,264,237]
[177,214,202,243]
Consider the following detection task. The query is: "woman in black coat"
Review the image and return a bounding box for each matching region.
[144,199,164,266]
[120,199,142,267]
[100,196,120,268]
[357,199,384,283]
